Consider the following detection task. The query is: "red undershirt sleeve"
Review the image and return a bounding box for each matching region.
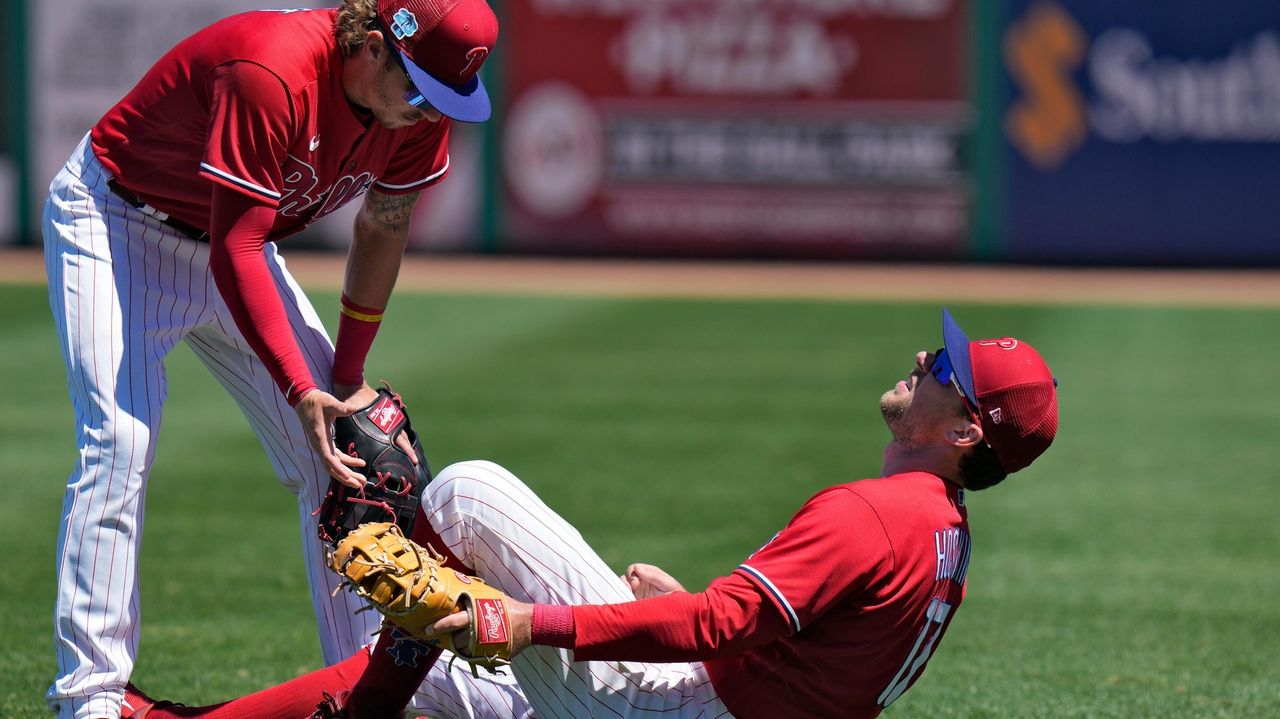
[564,571,790,662]
[208,184,317,405]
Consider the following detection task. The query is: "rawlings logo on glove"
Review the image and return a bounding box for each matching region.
[328,522,515,675]
[476,598,509,643]
[366,396,404,433]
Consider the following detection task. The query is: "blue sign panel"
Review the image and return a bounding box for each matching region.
[1001,1,1280,265]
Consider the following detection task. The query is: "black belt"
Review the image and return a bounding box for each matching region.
[107,180,209,242]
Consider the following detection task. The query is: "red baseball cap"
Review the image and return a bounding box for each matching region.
[377,0,499,122]
[941,308,1059,472]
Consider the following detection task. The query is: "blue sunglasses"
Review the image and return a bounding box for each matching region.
[930,347,957,386]
[377,19,437,112]
[402,83,431,111]
[931,348,981,420]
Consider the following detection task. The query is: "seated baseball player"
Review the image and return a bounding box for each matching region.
[119,308,1059,719]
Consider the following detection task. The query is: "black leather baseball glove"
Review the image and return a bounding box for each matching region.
[316,384,431,545]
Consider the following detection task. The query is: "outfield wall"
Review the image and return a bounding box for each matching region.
[1000,1,1280,265]
[3,1,1278,265]
[495,0,971,260]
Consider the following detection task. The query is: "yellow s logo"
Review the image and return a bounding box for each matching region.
[1004,2,1088,170]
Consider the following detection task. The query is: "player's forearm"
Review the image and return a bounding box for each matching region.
[344,209,410,309]
[533,576,788,662]
[344,189,420,307]
[332,193,415,385]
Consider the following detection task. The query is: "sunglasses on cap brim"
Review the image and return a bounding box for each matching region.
[930,348,981,421]
[376,19,437,112]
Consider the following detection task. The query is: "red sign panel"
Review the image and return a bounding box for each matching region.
[501,0,971,258]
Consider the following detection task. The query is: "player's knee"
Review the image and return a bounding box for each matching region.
[435,459,520,486]
[429,460,528,506]
[79,418,155,477]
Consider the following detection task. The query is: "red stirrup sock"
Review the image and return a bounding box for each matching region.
[339,507,469,716]
[144,649,370,718]
[344,625,444,717]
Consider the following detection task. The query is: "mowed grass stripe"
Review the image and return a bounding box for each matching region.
[2,286,1276,717]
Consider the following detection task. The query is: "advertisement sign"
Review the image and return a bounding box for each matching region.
[29,2,281,210]
[501,0,972,258]
[26,1,481,249]
[1001,1,1280,264]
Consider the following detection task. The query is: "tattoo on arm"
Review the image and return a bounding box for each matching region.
[361,190,421,234]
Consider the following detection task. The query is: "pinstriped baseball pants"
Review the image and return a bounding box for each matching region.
[42,134,380,719]
[408,461,733,719]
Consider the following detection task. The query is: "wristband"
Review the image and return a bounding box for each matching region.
[530,604,576,648]
[339,293,385,321]
[332,294,384,386]
[339,303,384,323]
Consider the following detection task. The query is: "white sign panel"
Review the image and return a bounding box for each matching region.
[31,2,320,197]
[30,1,482,250]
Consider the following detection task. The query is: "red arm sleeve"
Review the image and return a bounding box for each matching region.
[565,572,789,662]
[208,184,317,405]
[551,487,894,663]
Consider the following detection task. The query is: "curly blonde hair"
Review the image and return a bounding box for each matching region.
[335,0,379,56]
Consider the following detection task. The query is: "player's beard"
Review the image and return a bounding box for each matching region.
[880,390,927,451]
[372,60,428,129]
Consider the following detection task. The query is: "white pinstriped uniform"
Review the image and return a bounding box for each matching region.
[402,461,734,719]
[42,134,380,719]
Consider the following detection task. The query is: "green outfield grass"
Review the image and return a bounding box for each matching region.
[2,284,1277,717]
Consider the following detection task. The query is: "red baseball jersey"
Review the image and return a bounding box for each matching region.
[91,8,450,237]
[705,472,971,718]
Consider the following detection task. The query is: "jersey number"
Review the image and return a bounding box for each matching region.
[876,597,952,708]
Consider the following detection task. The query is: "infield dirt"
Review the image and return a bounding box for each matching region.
[4,247,1278,307]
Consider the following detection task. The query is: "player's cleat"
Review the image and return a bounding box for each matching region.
[121,682,182,719]
[310,690,350,718]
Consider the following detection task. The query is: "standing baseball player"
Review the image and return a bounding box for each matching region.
[41,2,498,718]
[119,308,1059,719]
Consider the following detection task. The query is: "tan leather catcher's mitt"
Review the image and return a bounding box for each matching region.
[328,522,514,674]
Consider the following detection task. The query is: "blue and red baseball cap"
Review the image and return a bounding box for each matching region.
[941,308,1059,472]
[377,0,499,122]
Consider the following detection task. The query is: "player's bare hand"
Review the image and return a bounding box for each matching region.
[623,563,686,599]
[429,600,533,657]
[333,382,378,407]
[334,382,419,466]
[295,389,367,488]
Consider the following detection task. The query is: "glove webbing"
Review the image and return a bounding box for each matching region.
[344,470,415,527]
[331,538,446,613]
